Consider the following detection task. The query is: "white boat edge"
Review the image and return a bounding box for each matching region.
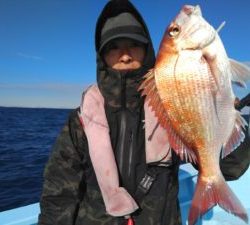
[0,163,249,225]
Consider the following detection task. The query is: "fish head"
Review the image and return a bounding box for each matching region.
[163,5,216,52]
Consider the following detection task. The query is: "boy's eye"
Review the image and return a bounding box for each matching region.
[102,39,145,54]
[108,43,119,50]
[132,42,141,46]
[130,41,145,49]
[104,43,118,52]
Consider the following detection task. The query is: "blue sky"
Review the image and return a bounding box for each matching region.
[0,0,250,109]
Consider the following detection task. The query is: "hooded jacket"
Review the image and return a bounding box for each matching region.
[95,0,156,196]
[38,1,250,225]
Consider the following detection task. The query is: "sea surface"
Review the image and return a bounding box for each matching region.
[1,106,249,215]
[0,106,72,212]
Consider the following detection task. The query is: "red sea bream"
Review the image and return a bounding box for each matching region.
[140,5,250,225]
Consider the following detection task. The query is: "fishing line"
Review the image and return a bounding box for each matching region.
[216,21,226,33]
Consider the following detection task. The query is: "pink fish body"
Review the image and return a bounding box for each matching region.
[140,5,250,225]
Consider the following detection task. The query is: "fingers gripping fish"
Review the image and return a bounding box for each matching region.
[139,5,250,225]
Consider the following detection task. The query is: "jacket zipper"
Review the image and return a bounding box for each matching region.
[118,73,127,173]
[127,131,133,177]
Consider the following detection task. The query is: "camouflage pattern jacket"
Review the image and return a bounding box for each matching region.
[38,108,250,225]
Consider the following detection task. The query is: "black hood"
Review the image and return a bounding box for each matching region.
[95,0,155,111]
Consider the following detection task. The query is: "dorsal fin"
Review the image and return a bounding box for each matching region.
[139,69,197,163]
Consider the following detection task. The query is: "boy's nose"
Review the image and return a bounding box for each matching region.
[119,49,132,63]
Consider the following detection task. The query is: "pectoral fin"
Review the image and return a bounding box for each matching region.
[230,58,250,87]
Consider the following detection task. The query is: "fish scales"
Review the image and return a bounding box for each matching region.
[156,52,218,150]
[139,4,250,225]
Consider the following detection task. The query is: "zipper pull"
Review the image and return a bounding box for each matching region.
[127,217,134,225]
[125,216,134,225]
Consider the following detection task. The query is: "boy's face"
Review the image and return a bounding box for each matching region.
[102,38,146,72]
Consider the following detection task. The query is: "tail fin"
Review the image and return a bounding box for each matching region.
[188,175,248,225]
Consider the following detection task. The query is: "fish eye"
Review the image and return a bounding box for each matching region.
[168,25,180,37]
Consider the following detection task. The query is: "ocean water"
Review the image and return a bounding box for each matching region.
[0,107,72,212]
